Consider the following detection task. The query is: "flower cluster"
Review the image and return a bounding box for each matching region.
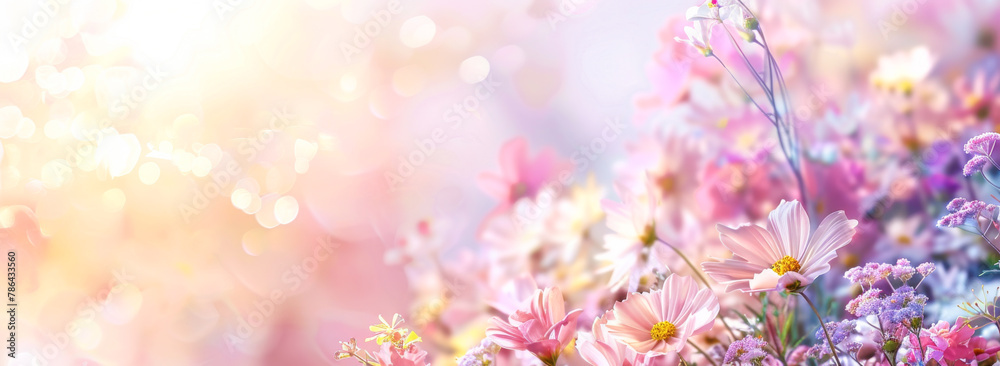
[335,314,428,366]
[806,320,861,360]
[724,336,768,365]
[907,318,1000,364]
[335,2,1000,366]
[838,260,934,363]
[456,339,500,366]
[938,197,996,229]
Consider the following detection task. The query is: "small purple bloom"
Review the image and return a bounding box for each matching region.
[724,336,768,364]
[963,155,990,176]
[964,132,1000,155]
[916,262,935,277]
[946,197,968,212]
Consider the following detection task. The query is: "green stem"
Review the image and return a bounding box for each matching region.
[800,293,843,366]
[687,340,720,366]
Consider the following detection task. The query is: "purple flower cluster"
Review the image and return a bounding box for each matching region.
[879,286,927,325]
[963,155,991,176]
[844,262,892,285]
[841,259,935,363]
[916,262,935,277]
[844,259,933,289]
[456,339,500,366]
[937,198,996,228]
[947,197,968,212]
[845,260,931,323]
[963,132,1000,156]
[724,335,768,365]
[846,288,882,315]
[807,320,860,358]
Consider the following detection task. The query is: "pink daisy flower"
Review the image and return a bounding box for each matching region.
[597,179,674,291]
[578,309,672,366]
[604,274,719,356]
[485,287,583,365]
[702,200,858,293]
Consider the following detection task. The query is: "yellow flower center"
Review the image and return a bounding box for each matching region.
[771,255,801,275]
[896,235,911,245]
[898,80,914,95]
[640,224,656,247]
[650,321,676,341]
[658,174,676,194]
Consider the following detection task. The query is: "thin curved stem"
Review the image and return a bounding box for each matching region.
[659,239,712,287]
[719,23,775,105]
[712,55,773,125]
[659,239,740,341]
[687,340,720,366]
[800,293,843,366]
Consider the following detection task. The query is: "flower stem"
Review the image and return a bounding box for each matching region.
[800,292,843,366]
[659,239,740,341]
[687,340,720,366]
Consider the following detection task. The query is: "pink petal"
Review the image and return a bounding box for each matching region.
[776,271,811,291]
[486,317,529,350]
[749,269,782,292]
[802,210,858,271]
[716,223,782,266]
[526,339,562,359]
[765,200,811,260]
[499,137,528,180]
[703,258,767,292]
[477,172,512,203]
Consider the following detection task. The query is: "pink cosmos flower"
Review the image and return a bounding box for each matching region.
[953,70,1000,125]
[578,309,671,366]
[702,200,858,293]
[604,274,719,356]
[615,134,704,220]
[478,137,569,208]
[485,287,583,365]
[597,179,674,291]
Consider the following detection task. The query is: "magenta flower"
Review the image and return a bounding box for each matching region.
[703,200,858,293]
[912,318,977,363]
[969,336,1000,363]
[604,274,719,356]
[485,287,582,365]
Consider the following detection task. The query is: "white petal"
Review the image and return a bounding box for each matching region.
[748,269,781,291]
[766,200,810,260]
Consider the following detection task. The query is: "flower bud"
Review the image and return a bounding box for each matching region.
[883,339,900,354]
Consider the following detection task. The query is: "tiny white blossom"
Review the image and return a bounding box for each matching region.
[674,20,715,57]
[685,0,735,22]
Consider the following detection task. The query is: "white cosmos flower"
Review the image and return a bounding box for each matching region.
[686,0,735,22]
[674,20,715,57]
[729,6,758,42]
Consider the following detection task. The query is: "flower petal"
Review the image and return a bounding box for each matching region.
[748,269,782,292]
[802,210,858,273]
[766,200,811,260]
